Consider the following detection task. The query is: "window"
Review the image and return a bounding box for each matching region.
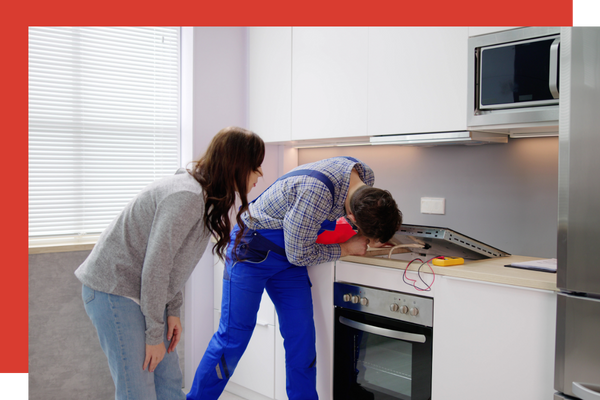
[28,27,180,246]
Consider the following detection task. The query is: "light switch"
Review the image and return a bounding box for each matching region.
[421,197,445,214]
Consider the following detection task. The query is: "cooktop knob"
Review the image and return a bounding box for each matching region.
[409,307,419,316]
[343,294,351,302]
[351,295,360,304]
[390,303,399,312]
[399,305,409,314]
[360,297,369,306]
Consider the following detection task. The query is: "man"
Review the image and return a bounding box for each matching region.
[187,156,402,400]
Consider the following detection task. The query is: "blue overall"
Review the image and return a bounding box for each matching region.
[187,169,340,400]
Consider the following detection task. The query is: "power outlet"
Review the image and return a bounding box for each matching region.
[421,197,445,214]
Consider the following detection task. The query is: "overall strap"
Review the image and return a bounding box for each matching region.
[251,156,359,204]
[277,169,335,200]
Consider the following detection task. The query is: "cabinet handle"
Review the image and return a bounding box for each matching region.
[339,316,426,343]
[573,382,600,400]
[549,37,560,99]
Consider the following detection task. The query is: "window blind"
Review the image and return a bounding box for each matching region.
[29,27,181,242]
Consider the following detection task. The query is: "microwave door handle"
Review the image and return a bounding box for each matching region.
[339,316,426,343]
[549,37,560,99]
[573,382,600,400]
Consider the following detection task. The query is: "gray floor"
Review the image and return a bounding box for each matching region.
[220,392,246,400]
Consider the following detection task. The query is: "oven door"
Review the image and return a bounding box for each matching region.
[334,307,433,400]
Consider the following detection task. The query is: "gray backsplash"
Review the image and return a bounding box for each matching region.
[299,136,559,258]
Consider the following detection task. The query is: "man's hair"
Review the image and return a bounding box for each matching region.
[350,186,402,243]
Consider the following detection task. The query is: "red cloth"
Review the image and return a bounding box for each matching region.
[316,218,357,244]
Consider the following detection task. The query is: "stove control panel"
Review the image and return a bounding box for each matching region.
[334,282,433,327]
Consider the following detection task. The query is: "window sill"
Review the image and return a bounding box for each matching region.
[29,235,100,254]
[29,242,96,255]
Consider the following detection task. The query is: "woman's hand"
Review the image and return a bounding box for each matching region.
[143,343,166,372]
[142,316,181,372]
[166,316,182,353]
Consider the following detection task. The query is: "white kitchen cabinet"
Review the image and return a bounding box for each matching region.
[248,27,292,143]
[249,27,470,143]
[368,27,469,136]
[212,310,276,398]
[335,260,557,399]
[213,258,280,399]
[307,261,336,399]
[291,27,369,140]
[432,276,556,400]
[213,257,335,399]
[468,27,519,37]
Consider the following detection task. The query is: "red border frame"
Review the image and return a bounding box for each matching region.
[1,0,573,376]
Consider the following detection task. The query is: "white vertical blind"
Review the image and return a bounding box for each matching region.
[29,27,180,239]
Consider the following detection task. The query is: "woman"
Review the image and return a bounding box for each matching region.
[75,126,264,400]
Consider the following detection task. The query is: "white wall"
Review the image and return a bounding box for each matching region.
[181,27,289,391]
[182,26,249,391]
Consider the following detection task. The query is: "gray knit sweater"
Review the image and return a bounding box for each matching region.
[75,169,211,345]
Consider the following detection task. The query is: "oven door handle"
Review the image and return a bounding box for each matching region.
[339,316,427,343]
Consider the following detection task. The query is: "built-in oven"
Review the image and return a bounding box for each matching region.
[333,282,433,400]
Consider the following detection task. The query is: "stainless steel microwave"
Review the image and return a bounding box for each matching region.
[467,27,561,137]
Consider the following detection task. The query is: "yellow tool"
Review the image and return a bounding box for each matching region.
[432,257,464,266]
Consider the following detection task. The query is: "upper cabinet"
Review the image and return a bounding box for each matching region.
[368,27,468,136]
[248,27,292,142]
[468,27,519,37]
[248,27,470,143]
[292,27,369,141]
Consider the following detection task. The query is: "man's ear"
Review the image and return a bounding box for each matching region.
[346,212,356,223]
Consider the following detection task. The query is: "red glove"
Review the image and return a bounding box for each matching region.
[316,218,357,244]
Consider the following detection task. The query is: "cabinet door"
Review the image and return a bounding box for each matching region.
[368,27,468,135]
[292,27,369,140]
[248,27,292,143]
[468,27,519,36]
[213,258,277,398]
[432,276,556,400]
[214,257,275,325]
[214,310,276,399]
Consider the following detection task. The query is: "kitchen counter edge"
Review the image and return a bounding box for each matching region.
[340,254,557,292]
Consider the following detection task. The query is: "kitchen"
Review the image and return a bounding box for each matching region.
[27,27,599,399]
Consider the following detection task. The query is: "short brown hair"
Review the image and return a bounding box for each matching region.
[350,186,402,243]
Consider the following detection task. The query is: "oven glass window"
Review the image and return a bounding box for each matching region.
[356,332,414,398]
[479,37,558,108]
[334,308,432,400]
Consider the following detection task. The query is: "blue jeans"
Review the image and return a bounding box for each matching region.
[82,285,185,400]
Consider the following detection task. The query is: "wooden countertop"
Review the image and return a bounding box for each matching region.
[340,254,558,292]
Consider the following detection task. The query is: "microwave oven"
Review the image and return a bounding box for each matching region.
[467,27,561,137]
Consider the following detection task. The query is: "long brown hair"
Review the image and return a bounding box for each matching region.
[190,127,265,260]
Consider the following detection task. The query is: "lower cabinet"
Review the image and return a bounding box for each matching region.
[335,261,557,400]
[212,257,558,399]
[213,258,284,400]
[432,276,557,400]
[213,258,335,399]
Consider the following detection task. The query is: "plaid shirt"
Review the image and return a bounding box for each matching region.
[242,157,374,266]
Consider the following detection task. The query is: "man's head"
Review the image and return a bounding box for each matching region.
[347,186,402,244]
